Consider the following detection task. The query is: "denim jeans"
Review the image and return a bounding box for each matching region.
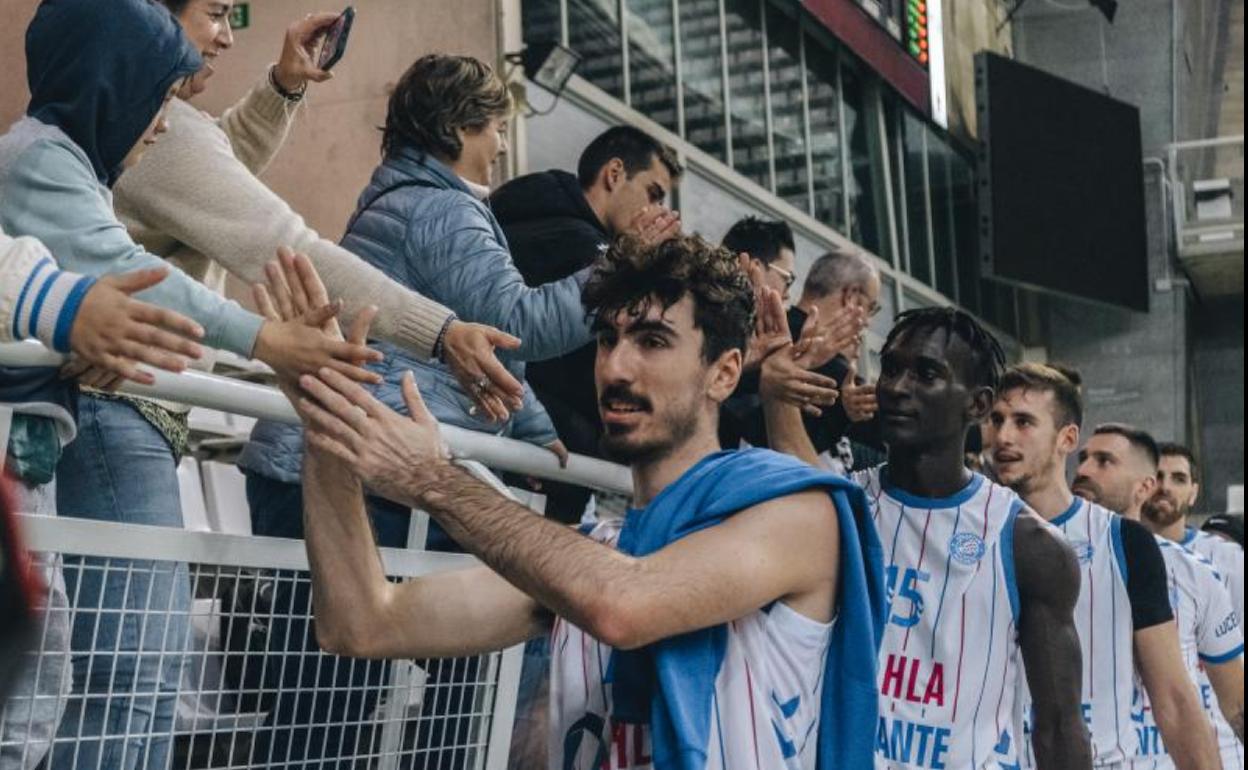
[0,478,71,770]
[51,396,189,770]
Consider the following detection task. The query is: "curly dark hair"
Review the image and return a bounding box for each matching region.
[381,54,512,159]
[582,234,755,363]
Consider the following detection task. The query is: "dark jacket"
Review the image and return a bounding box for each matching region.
[490,170,609,453]
[720,306,881,455]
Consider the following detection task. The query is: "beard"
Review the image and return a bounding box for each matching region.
[1142,492,1187,529]
[599,401,700,466]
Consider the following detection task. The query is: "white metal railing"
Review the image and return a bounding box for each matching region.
[0,340,633,495]
[1167,135,1245,260]
[1,340,633,770]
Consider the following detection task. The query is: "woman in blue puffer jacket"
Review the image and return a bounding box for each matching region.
[239,53,594,542]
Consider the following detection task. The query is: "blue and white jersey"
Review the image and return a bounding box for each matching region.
[549,519,833,770]
[1016,497,1136,769]
[1128,539,1244,770]
[1183,528,1244,627]
[856,467,1025,770]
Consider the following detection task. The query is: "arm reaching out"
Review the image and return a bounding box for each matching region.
[1014,511,1094,770]
[295,367,841,650]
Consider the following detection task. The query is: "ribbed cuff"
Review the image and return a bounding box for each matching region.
[255,68,301,120]
[393,299,455,360]
[25,267,95,352]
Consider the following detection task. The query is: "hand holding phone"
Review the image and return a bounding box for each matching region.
[318,7,355,72]
[273,10,343,93]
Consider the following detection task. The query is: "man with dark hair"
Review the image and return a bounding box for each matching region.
[289,234,886,769]
[1144,443,1245,767]
[1150,442,1243,622]
[721,216,798,304]
[985,367,1227,769]
[767,307,1092,768]
[491,125,681,523]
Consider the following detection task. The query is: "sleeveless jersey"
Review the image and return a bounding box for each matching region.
[549,518,833,770]
[856,467,1025,770]
[1183,528,1244,626]
[1128,539,1244,770]
[1016,497,1136,769]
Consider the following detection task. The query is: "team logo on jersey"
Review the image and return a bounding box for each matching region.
[1068,539,1095,564]
[948,532,987,565]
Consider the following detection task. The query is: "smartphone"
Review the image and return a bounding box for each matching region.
[317,7,355,71]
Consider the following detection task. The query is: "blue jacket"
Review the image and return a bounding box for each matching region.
[240,147,595,483]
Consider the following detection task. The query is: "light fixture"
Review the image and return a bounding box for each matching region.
[516,42,581,96]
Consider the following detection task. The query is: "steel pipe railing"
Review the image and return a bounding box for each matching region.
[0,341,633,495]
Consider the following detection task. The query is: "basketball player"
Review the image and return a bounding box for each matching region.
[768,308,1092,769]
[1150,443,1244,626]
[289,235,885,769]
[984,364,1226,770]
[1143,444,1245,769]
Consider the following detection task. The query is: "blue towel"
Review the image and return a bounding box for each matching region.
[608,448,886,769]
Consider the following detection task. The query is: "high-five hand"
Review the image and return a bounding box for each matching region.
[299,368,447,509]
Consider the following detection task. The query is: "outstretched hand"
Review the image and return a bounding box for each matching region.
[252,247,381,389]
[299,368,448,508]
[60,268,205,391]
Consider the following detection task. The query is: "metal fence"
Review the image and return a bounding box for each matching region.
[0,341,632,770]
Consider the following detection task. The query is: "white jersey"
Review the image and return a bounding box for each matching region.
[857,468,1026,770]
[549,519,833,770]
[1129,539,1244,770]
[1017,497,1137,769]
[1183,528,1244,626]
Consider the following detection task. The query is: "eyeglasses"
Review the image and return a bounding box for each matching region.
[766,262,796,291]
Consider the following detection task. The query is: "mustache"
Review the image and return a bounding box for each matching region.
[599,384,652,412]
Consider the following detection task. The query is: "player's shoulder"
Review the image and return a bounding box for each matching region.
[1011,505,1082,601]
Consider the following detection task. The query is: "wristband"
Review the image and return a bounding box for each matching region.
[432,314,458,363]
[268,64,307,102]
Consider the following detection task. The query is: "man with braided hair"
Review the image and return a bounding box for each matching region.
[767,308,1092,769]
[288,234,886,769]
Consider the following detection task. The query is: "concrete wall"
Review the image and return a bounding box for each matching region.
[1034,166,1191,444]
[1191,296,1245,513]
[1,0,499,240]
[1011,0,1246,499]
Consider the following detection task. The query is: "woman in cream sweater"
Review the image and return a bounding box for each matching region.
[113,3,523,417]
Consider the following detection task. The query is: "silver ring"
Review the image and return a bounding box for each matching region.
[473,377,490,393]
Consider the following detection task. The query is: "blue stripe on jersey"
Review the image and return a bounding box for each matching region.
[881,467,985,509]
[1110,516,1130,586]
[929,503,965,650]
[1000,499,1024,622]
[1200,643,1244,665]
[1051,497,1082,528]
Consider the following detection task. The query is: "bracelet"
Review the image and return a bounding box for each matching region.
[432,314,458,363]
[268,64,306,102]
